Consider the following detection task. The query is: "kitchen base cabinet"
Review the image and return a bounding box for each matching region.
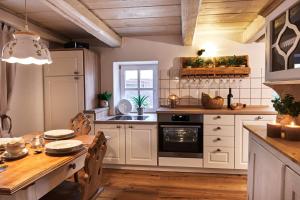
[285,167,300,200]
[235,115,276,169]
[248,138,284,200]
[204,147,234,169]
[125,124,157,166]
[95,124,126,165]
[95,123,157,166]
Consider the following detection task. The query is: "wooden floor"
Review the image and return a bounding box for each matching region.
[98,169,247,200]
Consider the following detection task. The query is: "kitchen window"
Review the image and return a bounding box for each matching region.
[120,64,158,112]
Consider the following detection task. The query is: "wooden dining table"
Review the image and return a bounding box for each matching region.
[0,132,95,200]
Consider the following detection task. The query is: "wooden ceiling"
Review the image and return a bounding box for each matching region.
[196,0,271,33]
[0,0,279,46]
[0,0,89,39]
[79,0,182,36]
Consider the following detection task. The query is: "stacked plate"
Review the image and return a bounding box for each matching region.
[45,140,83,155]
[44,129,75,140]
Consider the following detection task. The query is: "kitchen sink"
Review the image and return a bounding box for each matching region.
[108,115,149,121]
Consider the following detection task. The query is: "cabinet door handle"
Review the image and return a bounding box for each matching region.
[74,71,79,75]
[69,163,76,169]
[215,127,222,131]
[215,149,221,152]
[129,125,133,128]
[116,125,121,128]
[256,116,264,120]
[214,138,221,142]
[215,116,221,119]
[74,76,79,80]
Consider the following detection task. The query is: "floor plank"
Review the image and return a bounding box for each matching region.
[98,169,247,200]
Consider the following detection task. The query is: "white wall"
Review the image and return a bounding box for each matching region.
[7,64,44,136]
[100,35,274,109]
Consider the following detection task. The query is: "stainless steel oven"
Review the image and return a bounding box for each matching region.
[158,114,203,158]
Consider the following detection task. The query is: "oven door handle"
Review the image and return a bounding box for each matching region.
[160,125,202,128]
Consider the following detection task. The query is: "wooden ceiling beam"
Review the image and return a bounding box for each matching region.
[259,0,285,17]
[42,0,122,47]
[181,0,202,46]
[0,8,68,43]
[242,15,266,43]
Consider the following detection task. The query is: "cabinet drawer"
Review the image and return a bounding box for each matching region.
[35,154,85,199]
[204,136,234,147]
[204,115,234,125]
[204,125,234,136]
[204,147,234,169]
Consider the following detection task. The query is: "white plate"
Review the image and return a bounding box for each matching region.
[118,99,132,115]
[43,133,75,140]
[3,148,28,160]
[45,140,83,153]
[44,129,74,138]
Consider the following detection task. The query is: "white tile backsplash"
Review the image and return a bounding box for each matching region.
[159,69,274,106]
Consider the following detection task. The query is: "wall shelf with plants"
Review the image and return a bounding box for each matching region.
[180,55,251,78]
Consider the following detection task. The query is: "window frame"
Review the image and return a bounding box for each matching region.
[120,64,158,113]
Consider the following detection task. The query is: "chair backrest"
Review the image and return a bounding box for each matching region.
[70,113,91,135]
[81,131,107,200]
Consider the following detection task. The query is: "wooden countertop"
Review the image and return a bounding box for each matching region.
[0,134,95,195]
[157,106,276,115]
[244,125,300,166]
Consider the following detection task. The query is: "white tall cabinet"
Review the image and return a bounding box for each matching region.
[235,115,276,169]
[44,49,100,130]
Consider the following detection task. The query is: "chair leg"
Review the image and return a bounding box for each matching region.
[90,187,104,200]
[74,172,79,183]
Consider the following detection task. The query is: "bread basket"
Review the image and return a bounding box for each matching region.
[201,93,224,109]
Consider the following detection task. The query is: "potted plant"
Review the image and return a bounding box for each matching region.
[204,58,214,67]
[272,94,300,125]
[216,57,227,67]
[132,95,149,115]
[97,91,112,108]
[183,59,194,68]
[194,57,204,68]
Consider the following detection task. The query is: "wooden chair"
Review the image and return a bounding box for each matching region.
[41,132,107,200]
[70,113,91,135]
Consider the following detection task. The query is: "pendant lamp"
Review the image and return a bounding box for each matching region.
[1,0,52,65]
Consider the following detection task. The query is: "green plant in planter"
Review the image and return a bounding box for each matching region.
[183,59,194,68]
[204,58,214,66]
[272,94,300,117]
[131,95,149,115]
[97,91,112,107]
[216,57,227,67]
[227,55,247,67]
[194,57,204,67]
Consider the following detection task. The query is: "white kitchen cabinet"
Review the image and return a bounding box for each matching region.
[95,124,126,164]
[44,50,84,76]
[95,123,157,166]
[204,147,234,169]
[248,138,284,200]
[44,49,100,130]
[44,76,84,130]
[235,115,276,169]
[125,124,157,166]
[284,167,300,200]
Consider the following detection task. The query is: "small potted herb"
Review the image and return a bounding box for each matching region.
[272,94,300,125]
[183,59,194,68]
[97,91,112,108]
[216,57,227,67]
[194,57,204,68]
[204,58,214,67]
[132,95,149,115]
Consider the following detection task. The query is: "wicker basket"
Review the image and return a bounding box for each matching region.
[201,93,224,109]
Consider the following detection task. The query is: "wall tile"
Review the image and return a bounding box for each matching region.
[160,70,169,79]
[160,89,169,98]
[251,89,262,99]
[180,89,189,98]
[240,98,251,105]
[170,80,179,89]
[240,89,251,98]
[251,78,262,88]
[251,99,261,105]
[261,99,273,107]
[170,89,179,96]
[239,78,251,88]
[261,88,275,99]
[190,89,199,98]
[232,89,240,99]
[160,80,169,89]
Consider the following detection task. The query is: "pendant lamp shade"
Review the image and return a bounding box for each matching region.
[2,31,52,65]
